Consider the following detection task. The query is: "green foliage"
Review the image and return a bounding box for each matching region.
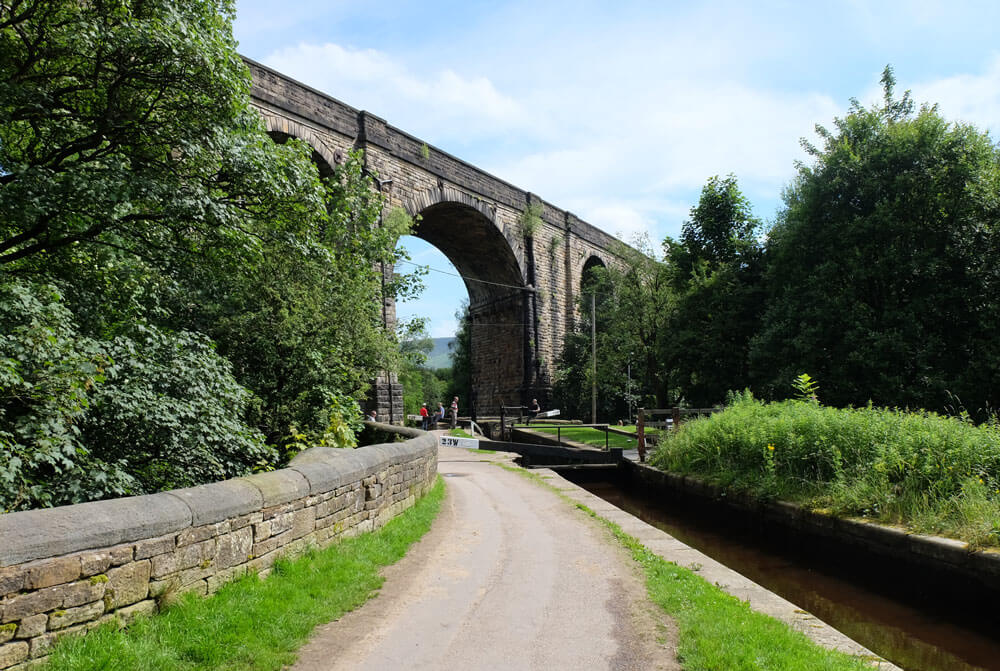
[750,67,1000,413]
[652,392,1000,547]
[45,478,445,671]
[518,202,543,239]
[0,0,264,267]
[0,281,123,511]
[82,325,274,493]
[0,1,420,509]
[791,373,820,404]
[661,175,764,407]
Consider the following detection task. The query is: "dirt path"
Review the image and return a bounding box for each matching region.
[289,444,678,671]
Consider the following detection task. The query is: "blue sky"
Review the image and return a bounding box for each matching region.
[234,1,1000,337]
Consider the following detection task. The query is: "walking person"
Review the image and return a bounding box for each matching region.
[450,396,459,429]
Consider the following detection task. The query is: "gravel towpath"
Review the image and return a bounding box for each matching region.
[289,443,679,671]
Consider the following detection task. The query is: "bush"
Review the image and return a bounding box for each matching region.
[651,392,1000,547]
[0,281,275,511]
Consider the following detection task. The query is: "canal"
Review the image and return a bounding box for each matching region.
[557,466,1000,671]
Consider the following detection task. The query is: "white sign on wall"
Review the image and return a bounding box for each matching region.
[439,435,479,450]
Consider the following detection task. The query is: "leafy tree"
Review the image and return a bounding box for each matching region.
[0,0,307,270]
[662,175,765,407]
[751,67,1000,413]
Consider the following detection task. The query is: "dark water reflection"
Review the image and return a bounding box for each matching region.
[564,473,1000,671]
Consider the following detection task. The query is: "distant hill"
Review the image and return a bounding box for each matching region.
[424,337,455,369]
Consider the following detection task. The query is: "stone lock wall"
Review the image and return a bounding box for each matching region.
[0,429,437,670]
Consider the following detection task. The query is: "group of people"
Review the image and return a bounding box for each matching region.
[419,397,459,430]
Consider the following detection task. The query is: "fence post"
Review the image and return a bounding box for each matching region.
[637,408,646,463]
[500,405,506,440]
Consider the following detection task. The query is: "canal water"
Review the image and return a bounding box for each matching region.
[558,467,1000,671]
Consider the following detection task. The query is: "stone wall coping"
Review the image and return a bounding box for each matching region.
[0,432,436,567]
[0,493,191,567]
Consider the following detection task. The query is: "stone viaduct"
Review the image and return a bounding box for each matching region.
[247,58,624,421]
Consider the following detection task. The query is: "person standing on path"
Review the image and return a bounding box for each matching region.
[419,403,429,430]
[528,398,541,425]
[450,396,459,429]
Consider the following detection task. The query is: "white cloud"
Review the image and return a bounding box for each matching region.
[911,55,1000,135]
[264,43,529,140]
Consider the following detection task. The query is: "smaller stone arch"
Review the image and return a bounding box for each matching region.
[578,254,608,287]
[259,112,340,180]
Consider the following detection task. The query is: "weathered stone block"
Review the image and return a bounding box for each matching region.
[134,535,175,560]
[0,569,24,600]
[47,601,104,630]
[106,560,150,609]
[166,480,263,527]
[241,469,310,508]
[176,521,229,548]
[54,578,106,608]
[13,615,45,640]
[0,641,29,668]
[215,528,253,570]
[108,545,134,566]
[231,512,262,531]
[25,557,80,591]
[1,588,61,623]
[0,624,15,645]
[78,551,112,577]
[150,539,214,579]
[269,512,294,536]
[290,508,316,541]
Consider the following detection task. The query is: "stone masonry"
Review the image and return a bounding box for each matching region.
[0,428,436,670]
[246,57,625,418]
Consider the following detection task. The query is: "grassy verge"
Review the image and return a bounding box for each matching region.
[596,513,873,670]
[495,463,873,670]
[522,425,638,449]
[651,392,1000,547]
[45,477,445,671]
[448,428,474,438]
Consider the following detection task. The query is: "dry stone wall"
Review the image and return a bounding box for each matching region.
[0,429,436,670]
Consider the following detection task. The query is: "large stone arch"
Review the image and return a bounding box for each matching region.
[402,187,533,416]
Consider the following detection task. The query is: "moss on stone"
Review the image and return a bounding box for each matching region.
[89,574,109,585]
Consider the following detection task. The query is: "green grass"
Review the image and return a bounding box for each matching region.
[448,428,474,438]
[45,478,445,671]
[522,425,638,449]
[651,391,1000,548]
[495,462,873,670]
[598,514,873,671]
